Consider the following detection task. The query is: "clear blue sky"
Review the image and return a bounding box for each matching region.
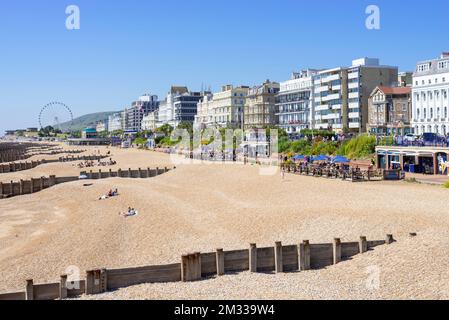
[1,0,448,134]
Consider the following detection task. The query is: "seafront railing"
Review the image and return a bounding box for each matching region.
[0,235,396,300]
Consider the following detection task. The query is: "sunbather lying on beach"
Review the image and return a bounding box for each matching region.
[120,207,138,217]
[99,189,119,200]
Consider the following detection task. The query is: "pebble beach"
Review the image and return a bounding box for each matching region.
[0,145,448,299]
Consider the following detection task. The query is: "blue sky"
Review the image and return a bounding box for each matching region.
[0,0,448,133]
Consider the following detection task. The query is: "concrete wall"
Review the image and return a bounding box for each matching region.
[0,235,394,300]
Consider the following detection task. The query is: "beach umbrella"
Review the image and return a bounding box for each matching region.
[311,155,329,162]
[292,155,305,160]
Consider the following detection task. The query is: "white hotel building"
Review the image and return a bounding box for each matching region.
[412,53,449,135]
[276,70,318,134]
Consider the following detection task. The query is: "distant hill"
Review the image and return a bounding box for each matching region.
[59,111,118,132]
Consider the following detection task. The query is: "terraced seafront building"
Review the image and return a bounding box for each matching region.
[195,85,249,129]
[313,58,398,133]
[244,80,280,130]
[412,52,449,135]
[276,70,318,134]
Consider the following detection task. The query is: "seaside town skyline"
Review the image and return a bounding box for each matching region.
[1,0,449,134]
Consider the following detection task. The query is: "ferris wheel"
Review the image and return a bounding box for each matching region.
[38,102,74,132]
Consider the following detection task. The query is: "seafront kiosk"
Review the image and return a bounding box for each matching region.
[376,146,449,175]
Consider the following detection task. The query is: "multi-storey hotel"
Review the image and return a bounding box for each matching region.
[276,70,317,134]
[124,94,159,132]
[195,85,249,129]
[314,58,398,133]
[412,53,449,135]
[158,86,205,128]
[244,80,280,130]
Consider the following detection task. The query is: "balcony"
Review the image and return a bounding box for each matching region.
[322,93,341,102]
[315,105,330,111]
[348,112,360,118]
[348,72,359,80]
[348,82,359,89]
[321,74,340,83]
[331,104,342,110]
[348,92,359,99]
[349,122,361,129]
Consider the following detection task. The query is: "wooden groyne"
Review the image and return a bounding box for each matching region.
[0,167,174,199]
[0,155,109,174]
[0,235,395,300]
[0,142,85,163]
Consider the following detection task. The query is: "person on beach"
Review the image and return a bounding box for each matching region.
[281,167,285,180]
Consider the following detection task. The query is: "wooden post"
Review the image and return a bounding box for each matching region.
[299,240,311,271]
[147,167,151,177]
[118,168,122,178]
[333,238,342,265]
[98,169,102,179]
[386,234,394,244]
[194,252,202,280]
[249,243,257,273]
[25,279,34,300]
[60,275,68,299]
[49,175,56,186]
[100,269,108,293]
[85,270,94,295]
[275,241,283,273]
[216,249,225,276]
[181,253,202,281]
[0,182,3,196]
[181,255,189,282]
[138,168,142,178]
[156,167,159,176]
[39,177,44,191]
[19,179,24,195]
[128,168,132,178]
[359,236,367,253]
[10,181,14,196]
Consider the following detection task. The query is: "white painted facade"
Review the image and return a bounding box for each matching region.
[108,113,123,132]
[412,53,449,135]
[276,70,317,134]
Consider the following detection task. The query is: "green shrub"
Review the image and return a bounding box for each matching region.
[443,181,449,189]
[337,134,376,159]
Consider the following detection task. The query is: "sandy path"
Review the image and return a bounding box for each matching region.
[0,148,448,299]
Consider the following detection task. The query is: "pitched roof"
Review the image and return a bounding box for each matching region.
[377,86,411,95]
